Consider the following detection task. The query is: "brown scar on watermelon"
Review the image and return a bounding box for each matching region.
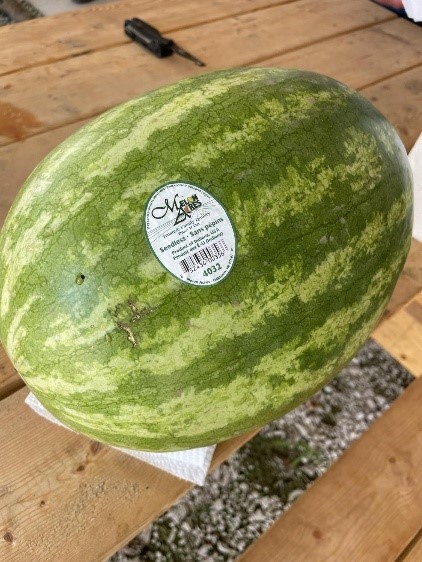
[127,300,157,323]
[116,321,137,347]
[110,300,157,346]
[109,303,137,346]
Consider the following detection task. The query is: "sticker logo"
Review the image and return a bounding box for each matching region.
[144,182,236,286]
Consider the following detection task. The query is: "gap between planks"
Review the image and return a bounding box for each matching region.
[246,16,395,68]
[395,528,422,562]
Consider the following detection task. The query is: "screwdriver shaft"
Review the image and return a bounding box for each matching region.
[172,43,205,67]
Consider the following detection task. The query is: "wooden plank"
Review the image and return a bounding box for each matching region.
[258,17,422,90]
[0,347,23,401]
[0,119,90,228]
[361,65,422,151]
[372,292,422,378]
[0,387,255,562]
[173,0,393,68]
[238,377,422,562]
[381,240,422,320]
[211,428,260,470]
[0,0,394,146]
[0,0,293,76]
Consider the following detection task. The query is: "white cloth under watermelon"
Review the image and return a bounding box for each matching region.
[25,392,215,486]
[409,132,422,242]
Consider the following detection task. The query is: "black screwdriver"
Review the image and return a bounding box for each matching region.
[124,18,205,67]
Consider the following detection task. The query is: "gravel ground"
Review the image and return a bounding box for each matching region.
[109,339,414,562]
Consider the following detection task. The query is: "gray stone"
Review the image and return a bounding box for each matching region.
[212,498,224,511]
[288,489,303,503]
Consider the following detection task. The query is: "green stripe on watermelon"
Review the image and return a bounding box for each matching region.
[0,68,412,451]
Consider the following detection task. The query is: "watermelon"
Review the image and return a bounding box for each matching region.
[0,68,413,451]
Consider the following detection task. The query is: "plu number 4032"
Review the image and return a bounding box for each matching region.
[203,263,222,276]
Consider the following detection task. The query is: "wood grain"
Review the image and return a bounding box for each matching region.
[0,119,91,228]
[0,0,293,76]
[210,429,260,471]
[372,292,422,378]
[0,0,394,146]
[238,377,422,562]
[258,18,422,90]
[361,65,422,151]
[0,387,256,562]
[380,240,422,321]
[0,347,22,401]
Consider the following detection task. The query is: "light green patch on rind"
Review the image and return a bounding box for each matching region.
[44,299,112,349]
[180,91,335,170]
[6,295,39,360]
[84,70,269,181]
[28,361,119,395]
[297,197,408,304]
[0,212,51,318]
[342,128,382,192]
[231,125,383,254]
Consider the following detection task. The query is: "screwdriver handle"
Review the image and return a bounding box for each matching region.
[124,18,173,58]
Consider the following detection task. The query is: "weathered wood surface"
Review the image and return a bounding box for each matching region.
[1,0,421,560]
[0,347,20,400]
[260,17,422,90]
[0,0,293,76]
[0,0,394,148]
[238,377,422,562]
[373,291,422,379]
[0,386,259,561]
[380,240,422,321]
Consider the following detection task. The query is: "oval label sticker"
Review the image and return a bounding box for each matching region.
[144,182,236,286]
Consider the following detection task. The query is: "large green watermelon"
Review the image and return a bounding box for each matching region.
[0,68,413,451]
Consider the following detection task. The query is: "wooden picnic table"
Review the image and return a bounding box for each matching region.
[0,1,421,560]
